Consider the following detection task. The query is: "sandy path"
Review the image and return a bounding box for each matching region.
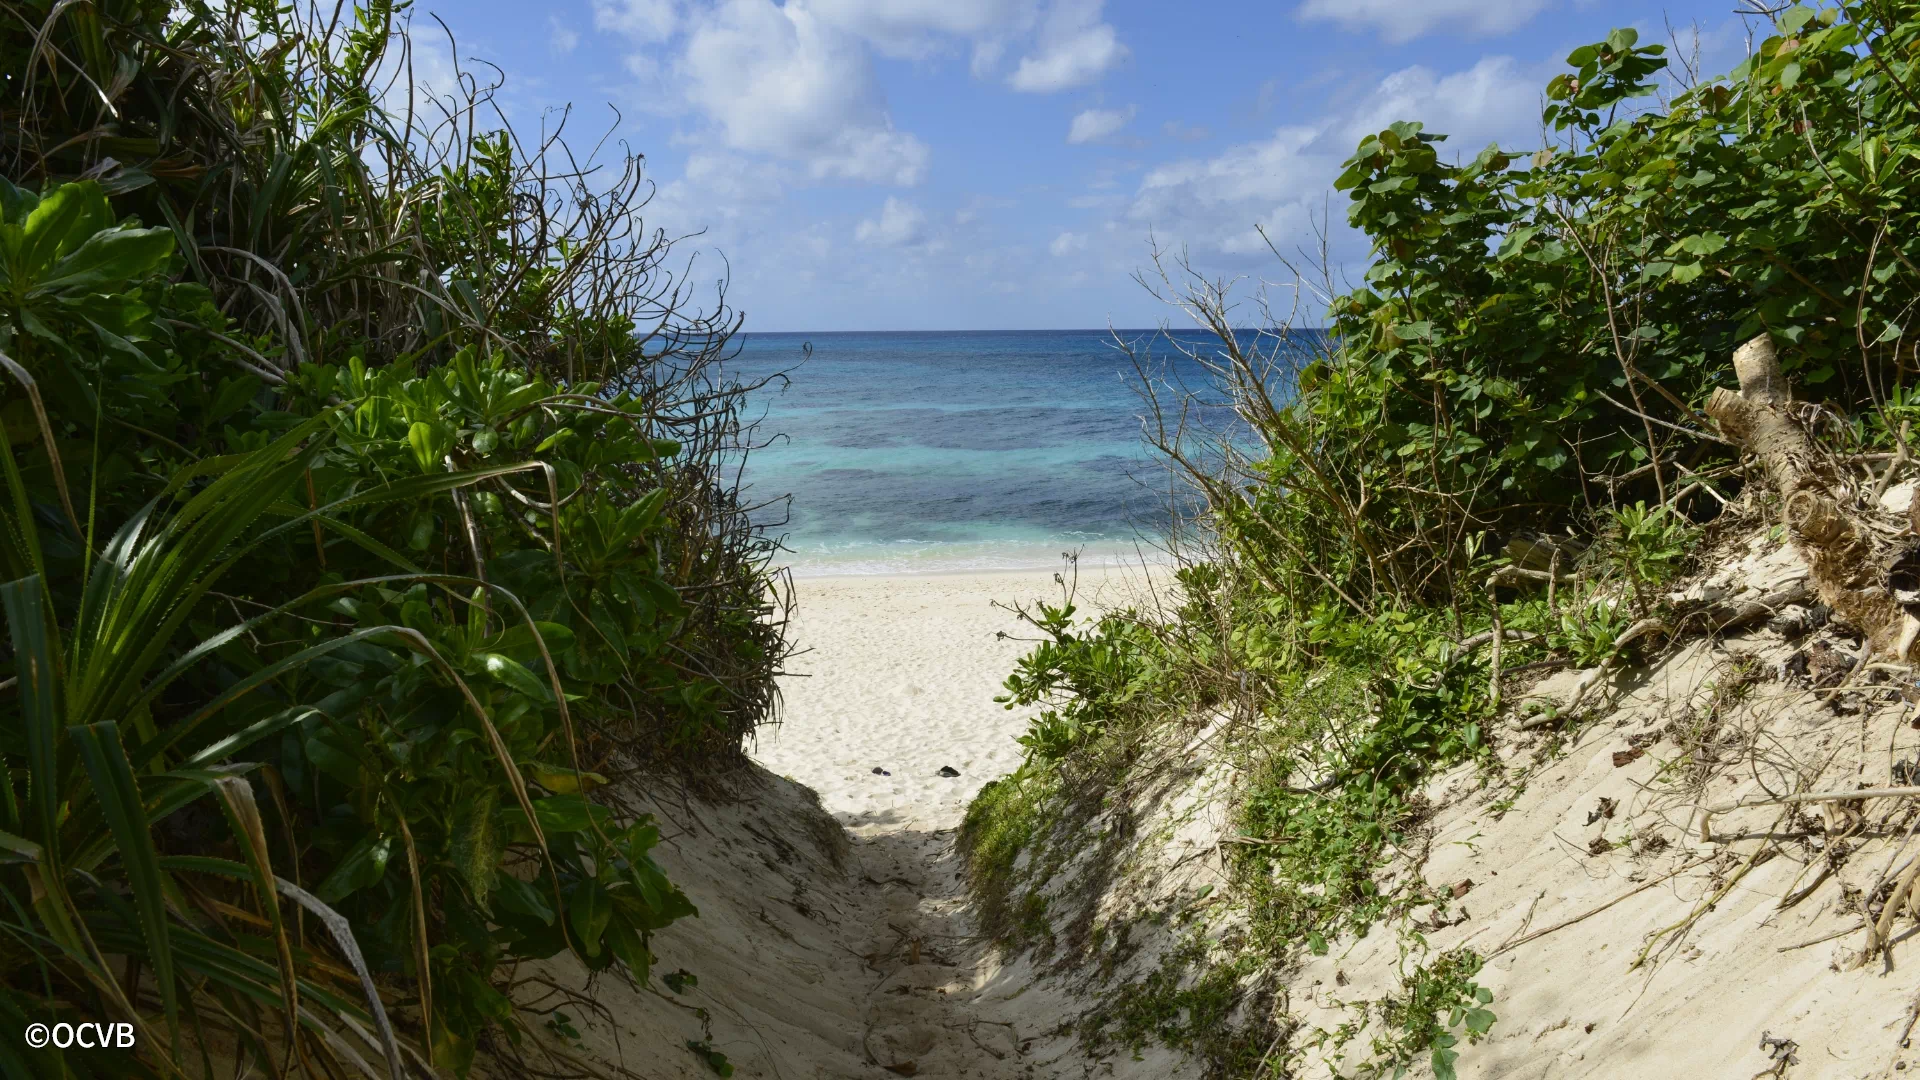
[753,563,1162,829]
[516,566,1158,1079]
[744,565,1155,1077]
[753,570,1057,830]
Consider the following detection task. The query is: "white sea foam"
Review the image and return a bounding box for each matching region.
[779,536,1169,577]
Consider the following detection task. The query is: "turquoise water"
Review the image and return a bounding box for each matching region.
[730,329,1258,576]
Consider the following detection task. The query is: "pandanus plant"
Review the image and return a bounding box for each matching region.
[0,189,698,1076]
[0,17,737,1061]
[0,411,410,1077]
[0,405,669,1077]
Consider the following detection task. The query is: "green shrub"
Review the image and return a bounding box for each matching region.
[1227,5,1920,610]
[0,2,789,1076]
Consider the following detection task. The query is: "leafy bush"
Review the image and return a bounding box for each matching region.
[964,5,1920,1073]
[1237,5,1920,608]
[996,598,1175,768]
[0,3,788,1077]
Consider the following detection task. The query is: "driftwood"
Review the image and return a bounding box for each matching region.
[1706,335,1917,660]
[1689,576,1812,633]
[1492,341,1869,730]
[1487,566,1577,587]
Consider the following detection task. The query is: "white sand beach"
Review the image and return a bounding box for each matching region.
[751,564,1160,832]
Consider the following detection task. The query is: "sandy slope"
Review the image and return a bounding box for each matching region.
[506,564,1166,1080]
[968,521,1920,1080]
[517,535,1920,1080]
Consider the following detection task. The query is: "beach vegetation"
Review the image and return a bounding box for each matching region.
[964,1,1920,1073]
[0,2,787,1077]
[961,765,1063,948]
[1309,948,1495,1080]
[1077,935,1272,1074]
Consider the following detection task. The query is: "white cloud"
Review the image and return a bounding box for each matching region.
[1339,56,1540,151]
[1127,126,1328,255]
[1009,0,1127,92]
[550,17,581,54]
[808,0,1124,91]
[595,0,680,42]
[954,194,1015,225]
[649,152,788,228]
[1297,0,1548,44]
[1067,105,1136,144]
[1162,120,1210,142]
[678,0,929,184]
[1118,54,1542,260]
[811,0,1031,56]
[855,197,929,247]
[1049,231,1087,256]
[589,0,1126,192]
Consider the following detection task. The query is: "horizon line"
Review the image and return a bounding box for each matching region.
[738,326,1331,335]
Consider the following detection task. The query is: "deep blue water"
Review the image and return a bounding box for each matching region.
[728,329,1265,575]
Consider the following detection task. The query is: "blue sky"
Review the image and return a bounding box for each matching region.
[413,0,1756,331]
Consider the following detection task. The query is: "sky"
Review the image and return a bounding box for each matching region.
[409,0,1762,331]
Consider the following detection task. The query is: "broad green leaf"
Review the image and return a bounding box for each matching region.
[314,833,393,902]
[493,873,555,924]
[604,918,650,982]
[478,652,553,702]
[1676,232,1726,256]
[531,794,601,834]
[483,621,575,661]
[305,729,364,786]
[1465,1007,1496,1035]
[33,226,175,296]
[407,421,450,473]
[525,763,609,795]
[569,878,612,957]
[18,181,99,277]
[0,176,36,225]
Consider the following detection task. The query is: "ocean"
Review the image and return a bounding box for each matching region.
[728,329,1257,576]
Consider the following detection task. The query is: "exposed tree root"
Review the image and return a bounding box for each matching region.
[1706,334,1916,659]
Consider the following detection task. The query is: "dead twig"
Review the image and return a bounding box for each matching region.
[1633,813,1787,971]
[1777,921,1865,952]
[1486,857,1711,960]
[1704,785,1920,816]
